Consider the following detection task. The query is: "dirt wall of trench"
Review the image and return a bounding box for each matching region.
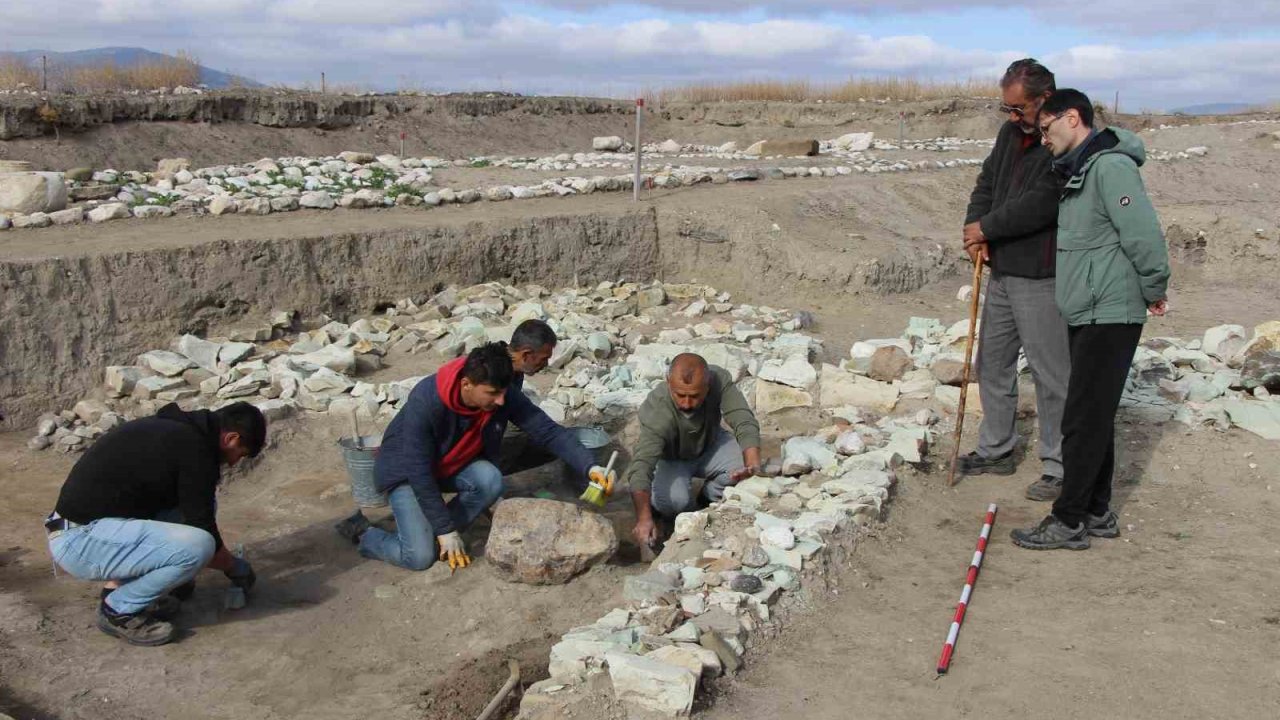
[0,209,660,428]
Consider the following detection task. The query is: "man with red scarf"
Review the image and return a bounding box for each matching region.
[343,342,609,571]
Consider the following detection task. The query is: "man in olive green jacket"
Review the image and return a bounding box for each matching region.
[625,353,762,548]
[1011,89,1170,551]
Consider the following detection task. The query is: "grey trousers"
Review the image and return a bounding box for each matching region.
[975,271,1070,478]
[651,429,744,518]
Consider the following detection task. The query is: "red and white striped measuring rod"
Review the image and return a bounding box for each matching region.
[936,502,997,675]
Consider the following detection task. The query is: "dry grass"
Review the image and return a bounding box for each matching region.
[62,50,201,92]
[647,77,998,104]
[0,57,40,90]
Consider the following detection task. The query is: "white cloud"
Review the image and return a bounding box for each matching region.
[1,2,1278,108]
[535,0,1280,35]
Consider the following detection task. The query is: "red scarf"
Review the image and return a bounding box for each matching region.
[434,357,494,479]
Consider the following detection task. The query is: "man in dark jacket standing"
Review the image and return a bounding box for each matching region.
[960,58,1071,501]
[46,402,266,646]
[1011,89,1170,550]
[345,342,613,571]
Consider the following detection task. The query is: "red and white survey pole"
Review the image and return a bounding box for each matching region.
[633,98,644,201]
[936,503,997,675]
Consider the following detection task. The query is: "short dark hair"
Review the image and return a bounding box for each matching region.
[510,319,557,352]
[669,353,709,385]
[1040,88,1095,128]
[214,402,267,458]
[462,342,514,389]
[1000,58,1055,98]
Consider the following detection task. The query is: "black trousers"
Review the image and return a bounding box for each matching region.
[1051,323,1143,527]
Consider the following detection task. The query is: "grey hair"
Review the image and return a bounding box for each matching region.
[1000,58,1056,98]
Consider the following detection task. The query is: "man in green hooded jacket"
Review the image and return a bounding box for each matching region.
[1011,88,1170,551]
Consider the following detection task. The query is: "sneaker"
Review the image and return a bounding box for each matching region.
[101,589,181,621]
[1025,475,1064,501]
[97,603,176,646]
[957,451,1016,476]
[334,511,371,546]
[1010,515,1090,551]
[1086,510,1120,538]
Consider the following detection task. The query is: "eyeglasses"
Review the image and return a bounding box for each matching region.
[1038,113,1065,137]
[999,103,1031,118]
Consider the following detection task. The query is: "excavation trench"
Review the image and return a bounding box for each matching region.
[0,198,958,429]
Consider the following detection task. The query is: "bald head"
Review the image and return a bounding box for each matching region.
[668,353,710,412]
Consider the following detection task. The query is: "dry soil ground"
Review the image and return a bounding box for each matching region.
[2,102,1278,720]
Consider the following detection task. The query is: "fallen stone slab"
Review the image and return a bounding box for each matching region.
[593,136,625,151]
[487,498,618,585]
[606,652,696,718]
[760,139,819,156]
[1221,400,1280,440]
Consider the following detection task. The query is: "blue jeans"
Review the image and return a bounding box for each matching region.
[48,515,216,615]
[358,460,504,571]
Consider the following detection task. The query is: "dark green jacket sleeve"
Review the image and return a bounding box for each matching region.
[719,378,761,450]
[1098,156,1170,303]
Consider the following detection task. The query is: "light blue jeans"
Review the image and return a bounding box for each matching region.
[359,460,504,571]
[48,513,216,615]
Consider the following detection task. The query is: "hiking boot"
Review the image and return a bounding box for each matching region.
[101,589,181,621]
[1086,510,1120,538]
[334,511,371,546]
[956,451,1016,476]
[1025,475,1064,501]
[97,604,176,646]
[1010,515,1090,551]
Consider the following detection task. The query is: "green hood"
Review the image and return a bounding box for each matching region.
[1064,127,1146,190]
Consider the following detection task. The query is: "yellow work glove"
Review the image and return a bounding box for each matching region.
[437,532,470,572]
[587,466,617,497]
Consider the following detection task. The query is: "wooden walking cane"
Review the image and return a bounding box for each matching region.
[947,257,986,487]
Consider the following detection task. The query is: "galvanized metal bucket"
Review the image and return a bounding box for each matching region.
[339,434,386,508]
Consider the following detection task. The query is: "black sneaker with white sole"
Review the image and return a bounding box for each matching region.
[956,451,1016,476]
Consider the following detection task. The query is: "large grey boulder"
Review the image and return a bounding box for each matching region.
[486,498,618,585]
[0,172,68,214]
[593,136,624,151]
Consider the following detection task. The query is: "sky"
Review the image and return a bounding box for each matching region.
[3,1,1278,110]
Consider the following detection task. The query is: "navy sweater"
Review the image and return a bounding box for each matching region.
[374,373,594,534]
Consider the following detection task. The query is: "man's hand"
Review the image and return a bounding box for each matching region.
[730,445,762,483]
[966,242,990,264]
[225,557,256,591]
[588,466,617,497]
[963,222,989,264]
[1148,299,1168,317]
[962,221,985,247]
[632,516,658,547]
[437,532,470,571]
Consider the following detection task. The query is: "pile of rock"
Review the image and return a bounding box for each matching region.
[1123,322,1280,439]
[517,424,918,718]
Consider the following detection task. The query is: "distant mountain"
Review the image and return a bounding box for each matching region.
[1167,102,1256,116]
[0,47,261,89]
